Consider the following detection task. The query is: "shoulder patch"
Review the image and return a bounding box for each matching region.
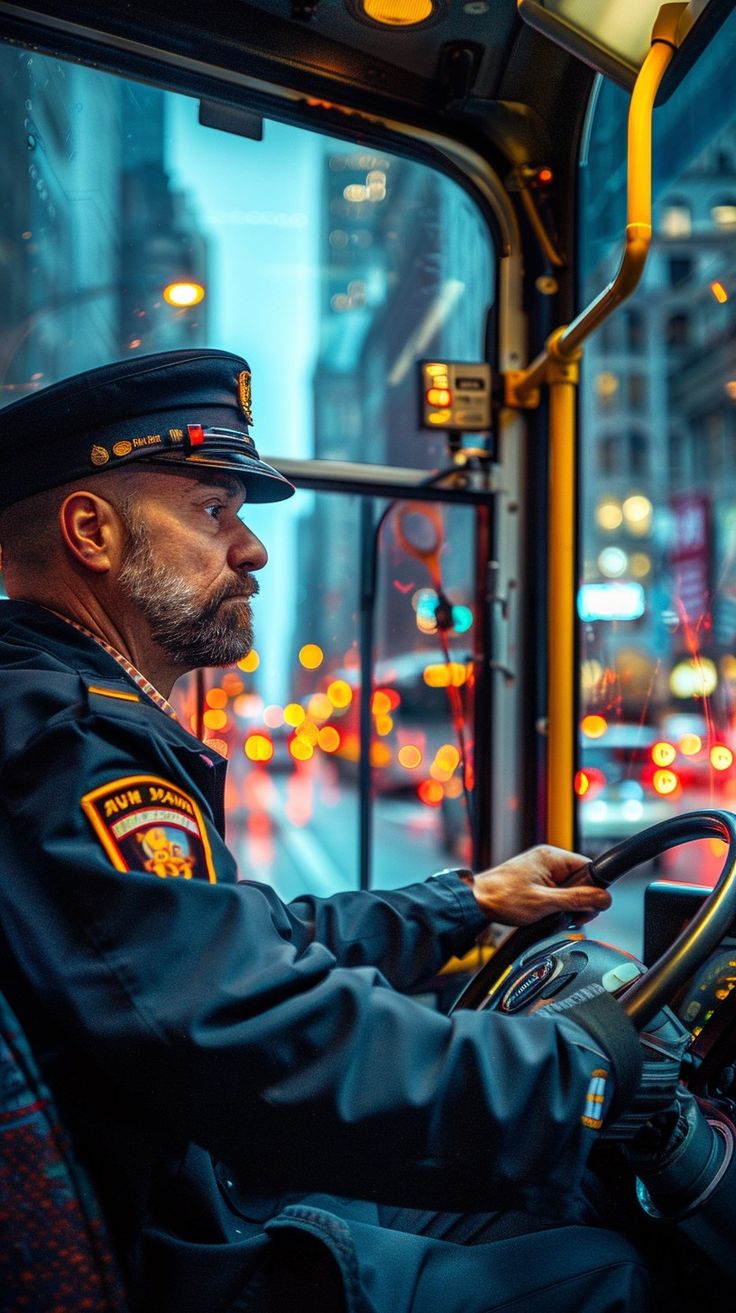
[81,775,217,882]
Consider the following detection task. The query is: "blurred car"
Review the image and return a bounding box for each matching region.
[577,721,674,853]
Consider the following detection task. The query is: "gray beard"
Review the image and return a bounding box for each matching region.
[117,519,257,670]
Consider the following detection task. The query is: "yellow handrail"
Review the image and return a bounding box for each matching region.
[509,6,685,847]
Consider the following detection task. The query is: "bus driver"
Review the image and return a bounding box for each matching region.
[0,349,676,1313]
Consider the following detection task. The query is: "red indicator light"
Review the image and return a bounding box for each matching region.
[187,423,205,446]
[537,167,554,185]
[427,387,452,407]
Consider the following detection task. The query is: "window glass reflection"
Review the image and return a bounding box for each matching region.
[0,43,492,893]
[578,15,736,896]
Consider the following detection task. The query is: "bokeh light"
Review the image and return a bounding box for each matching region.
[237,650,260,673]
[299,643,324,670]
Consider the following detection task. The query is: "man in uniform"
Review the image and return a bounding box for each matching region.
[0,349,670,1312]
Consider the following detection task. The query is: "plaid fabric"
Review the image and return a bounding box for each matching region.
[0,992,129,1312]
[50,609,179,721]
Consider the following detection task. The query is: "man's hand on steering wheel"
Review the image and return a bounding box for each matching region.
[470,845,612,927]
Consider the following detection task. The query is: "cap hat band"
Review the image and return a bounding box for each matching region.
[0,348,295,508]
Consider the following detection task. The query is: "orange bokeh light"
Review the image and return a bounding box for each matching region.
[284,702,306,727]
[299,643,324,670]
[418,779,444,806]
[237,650,260,673]
[370,742,392,768]
[651,741,676,767]
[289,737,314,762]
[203,708,228,731]
[317,726,341,753]
[205,687,228,709]
[327,680,353,709]
[398,744,422,770]
[244,733,273,763]
[710,744,734,771]
[372,690,392,716]
[581,714,607,739]
[652,768,679,795]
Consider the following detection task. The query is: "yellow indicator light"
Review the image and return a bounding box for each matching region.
[359,0,435,28]
[425,362,447,377]
[581,714,607,739]
[679,732,702,756]
[237,650,260,673]
[299,643,324,670]
[651,741,676,767]
[163,281,205,307]
[283,702,306,727]
[710,744,734,771]
[244,734,273,763]
[398,745,422,769]
[327,680,353,709]
[426,387,452,407]
[317,726,340,753]
[710,281,729,304]
[427,409,452,425]
[653,769,679,796]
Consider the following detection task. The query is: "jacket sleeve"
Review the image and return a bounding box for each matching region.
[285,876,488,990]
[0,707,641,1217]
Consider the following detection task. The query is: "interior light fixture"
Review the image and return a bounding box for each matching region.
[351,0,445,28]
[517,0,726,91]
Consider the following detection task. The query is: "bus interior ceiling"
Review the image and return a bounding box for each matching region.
[1,0,592,305]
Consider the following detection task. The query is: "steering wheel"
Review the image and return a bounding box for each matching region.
[450,809,736,1035]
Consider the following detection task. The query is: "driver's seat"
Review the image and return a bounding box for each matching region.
[0,989,129,1313]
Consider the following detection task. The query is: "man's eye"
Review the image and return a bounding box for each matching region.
[205,503,224,520]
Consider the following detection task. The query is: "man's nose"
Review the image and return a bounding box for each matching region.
[229,520,268,572]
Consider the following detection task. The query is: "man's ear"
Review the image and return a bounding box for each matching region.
[59,490,123,573]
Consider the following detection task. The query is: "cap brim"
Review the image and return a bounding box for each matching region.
[143,450,295,503]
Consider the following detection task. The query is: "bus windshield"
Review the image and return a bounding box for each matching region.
[0,42,495,896]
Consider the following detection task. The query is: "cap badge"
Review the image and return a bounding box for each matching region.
[90,445,110,466]
[112,440,133,457]
[238,369,253,425]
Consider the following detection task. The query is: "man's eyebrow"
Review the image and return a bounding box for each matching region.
[192,475,243,500]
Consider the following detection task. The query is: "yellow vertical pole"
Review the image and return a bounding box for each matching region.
[546,354,580,848]
[540,17,680,850]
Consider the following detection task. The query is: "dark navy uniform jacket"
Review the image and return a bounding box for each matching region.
[0,601,641,1313]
